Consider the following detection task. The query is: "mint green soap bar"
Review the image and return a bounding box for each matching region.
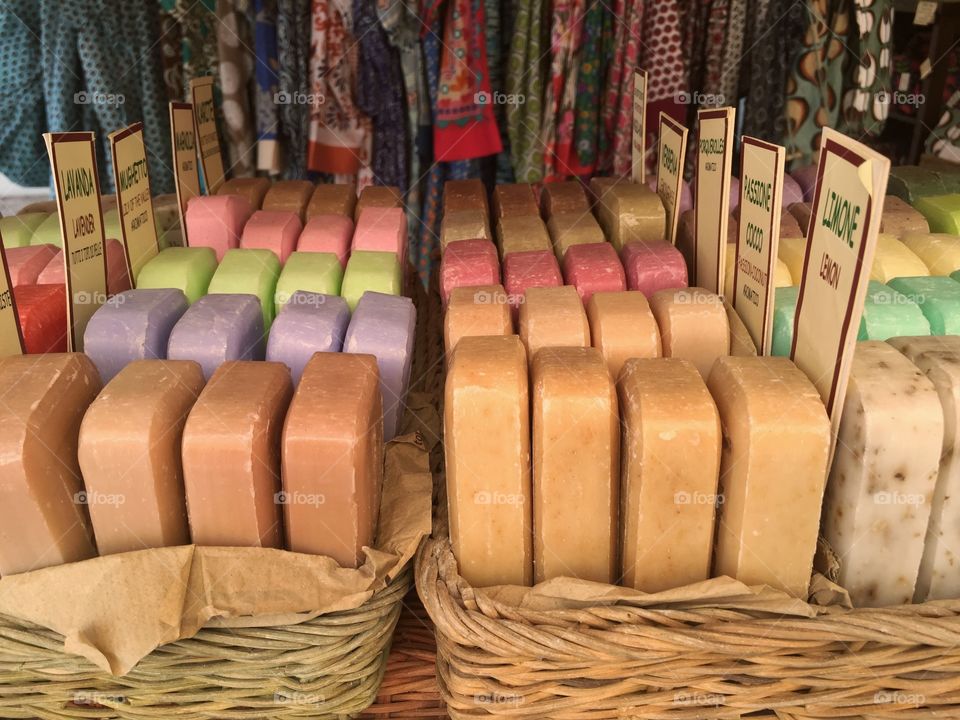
[772,286,799,357]
[208,248,282,328]
[340,250,402,311]
[275,251,344,310]
[30,212,64,247]
[1,213,47,248]
[914,194,960,234]
[137,246,219,304]
[857,281,930,340]
[890,276,960,335]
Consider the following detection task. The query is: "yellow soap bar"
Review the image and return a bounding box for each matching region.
[902,233,960,276]
[586,290,661,379]
[723,244,792,298]
[871,233,929,282]
[444,284,513,356]
[547,212,606,260]
[519,285,590,360]
[777,236,807,284]
[590,177,665,249]
[649,288,729,378]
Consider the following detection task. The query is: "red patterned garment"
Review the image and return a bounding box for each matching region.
[610,0,643,177]
[599,0,629,174]
[543,0,587,180]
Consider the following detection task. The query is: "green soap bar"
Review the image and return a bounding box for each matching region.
[102,208,122,240]
[933,169,960,194]
[275,251,344,310]
[30,212,64,247]
[208,248,281,329]
[857,280,931,341]
[887,166,947,204]
[772,285,799,357]
[1,213,47,248]
[913,194,960,234]
[340,250,402,311]
[890,275,960,335]
[137,246,219,304]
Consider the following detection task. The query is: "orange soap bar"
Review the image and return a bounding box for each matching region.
[444,284,513,357]
[519,285,590,360]
[649,288,730,378]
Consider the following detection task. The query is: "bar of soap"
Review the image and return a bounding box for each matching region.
[37,239,132,296]
[266,291,350,384]
[620,241,688,297]
[675,208,696,272]
[882,195,929,237]
[342,292,416,441]
[282,352,383,567]
[355,185,402,220]
[217,177,272,210]
[297,214,354,268]
[790,165,818,202]
[547,212,606,260]
[726,301,758,356]
[532,347,617,583]
[182,360,292,547]
[888,335,960,358]
[77,360,203,555]
[890,276,960,335]
[30,213,63,247]
[858,281,931,341]
[444,179,488,214]
[562,242,626,304]
[708,356,830,598]
[586,290,660,378]
[782,173,804,207]
[649,288,729,378]
[519,285,590,359]
[498,215,553,259]
[780,211,804,239]
[502,249,562,319]
[540,181,589,216]
[341,250,402,311]
[902,233,960,276]
[439,239,500,306]
[777,236,808,284]
[83,288,189,382]
[445,335,531,586]
[441,209,492,254]
[274,251,343,310]
[18,199,58,215]
[184,195,253,261]
[6,244,58,286]
[646,177,693,214]
[914,194,960,234]
[888,166,947,204]
[262,179,314,221]
[307,183,357,219]
[1,213,46,248]
[240,210,302,264]
[619,358,720,591]
[492,183,539,217]
[167,293,266,379]
[722,244,793,299]
[871,233,930,282]
[153,194,181,235]
[136,246,218,304]
[823,342,941,607]
[771,286,798,357]
[788,202,812,234]
[352,207,406,264]
[14,284,67,353]
[444,284,512,357]
[208,248,281,329]
[590,178,666,249]
[0,354,101,574]
[728,177,740,212]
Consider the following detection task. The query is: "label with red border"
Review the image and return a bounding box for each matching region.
[189,77,226,194]
[169,102,201,243]
[109,122,159,283]
[693,107,735,294]
[656,113,688,246]
[631,70,648,184]
[0,244,24,357]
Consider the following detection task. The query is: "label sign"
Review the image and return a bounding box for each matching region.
[791,127,890,441]
[0,244,24,357]
[656,113,688,246]
[631,70,649,183]
[189,77,226,194]
[733,137,785,355]
[44,132,109,352]
[170,102,201,243]
[693,107,736,294]
[109,122,159,283]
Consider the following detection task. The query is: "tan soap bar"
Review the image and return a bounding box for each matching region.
[441,209,491,253]
[77,360,204,555]
[356,185,403,220]
[182,361,293,548]
[519,285,590,360]
[444,284,513,357]
[619,358,721,591]
[262,180,314,221]
[497,215,553,258]
[492,183,540,218]
[282,352,383,568]
[444,179,488,214]
[649,288,730,378]
[445,335,532,586]
[708,356,830,598]
[589,177,666,249]
[725,302,757,356]
[547,212,606,260]
[0,354,101,575]
[586,290,661,379]
[788,202,812,234]
[881,195,929,237]
[217,177,271,210]
[533,347,618,583]
[540,181,589,216]
[307,183,357,219]
[675,209,696,272]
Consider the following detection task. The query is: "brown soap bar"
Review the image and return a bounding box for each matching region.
[77,360,204,555]
[497,215,553,258]
[0,354,101,574]
[306,184,357,219]
[444,179,488,214]
[540,181,589,217]
[281,352,383,568]
[263,180,315,221]
[493,183,540,218]
[182,361,293,548]
[441,209,492,253]
[355,185,403,221]
[218,177,272,210]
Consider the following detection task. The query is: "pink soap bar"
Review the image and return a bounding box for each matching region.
[503,249,562,319]
[352,207,406,264]
[184,195,253,261]
[791,165,818,202]
[647,177,693,214]
[37,239,132,295]
[440,239,500,306]
[729,177,740,212]
[620,241,689,297]
[240,210,302,264]
[297,214,354,268]
[562,242,626,304]
[7,244,58,286]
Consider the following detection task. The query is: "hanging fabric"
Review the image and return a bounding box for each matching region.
[159,0,184,102]
[542,0,586,181]
[254,0,282,174]
[487,0,515,184]
[216,0,256,177]
[719,0,747,108]
[565,0,605,177]
[276,0,310,179]
[839,0,893,138]
[174,0,219,94]
[611,0,644,178]
[506,0,545,181]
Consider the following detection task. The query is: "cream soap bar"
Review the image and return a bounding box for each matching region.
[649,288,729,378]
[590,178,666,249]
[586,290,661,379]
[871,233,929,283]
[444,284,513,357]
[902,233,960,276]
[519,285,590,360]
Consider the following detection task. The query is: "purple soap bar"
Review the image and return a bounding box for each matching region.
[647,177,693,214]
[791,165,818,202]
[185,195,253,261]
[342,291,416,441]
[562,242,626,304]
[298,214,354,267]
[265,291,350,385]
[440,239,500,306]
[620,241,689,297]
[167,293,265,379]
[83,289,189,382]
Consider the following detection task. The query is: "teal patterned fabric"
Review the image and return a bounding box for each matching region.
[506,0,545,182]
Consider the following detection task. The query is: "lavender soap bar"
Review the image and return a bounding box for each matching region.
[266,291,350,384]
[167,294,266,379]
